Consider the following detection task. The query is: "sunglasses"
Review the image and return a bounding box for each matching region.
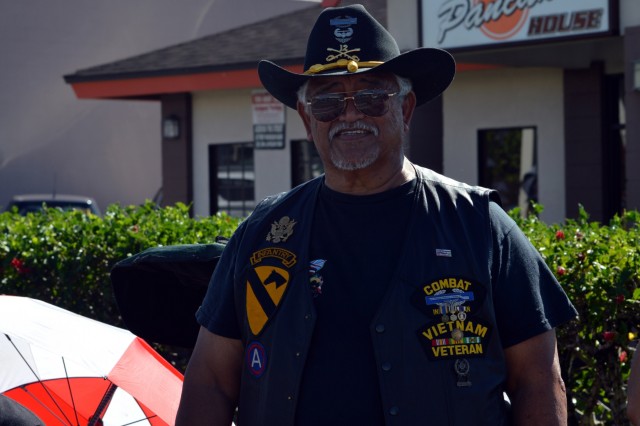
[306,89,399,122]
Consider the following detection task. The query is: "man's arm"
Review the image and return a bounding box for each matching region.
[627,346,640,424]
[504,329,567,426]
[175,327,244,426]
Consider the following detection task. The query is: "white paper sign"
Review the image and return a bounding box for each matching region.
[252,90,285,125]
[252,90,285,149]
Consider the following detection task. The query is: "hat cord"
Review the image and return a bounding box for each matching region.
[305,59,384,75]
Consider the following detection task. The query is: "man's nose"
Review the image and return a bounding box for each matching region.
[340,97,365,121]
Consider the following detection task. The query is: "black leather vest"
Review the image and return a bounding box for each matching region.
[232,166,509,425]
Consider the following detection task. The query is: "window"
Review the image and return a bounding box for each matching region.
[209,143,255,217]
[478,127,537,214]
[291,139,324,187]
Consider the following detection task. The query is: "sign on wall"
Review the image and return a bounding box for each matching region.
[421,0,614,50]
[252,90,285,149]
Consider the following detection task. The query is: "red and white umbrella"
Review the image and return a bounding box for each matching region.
[0,295,183,425]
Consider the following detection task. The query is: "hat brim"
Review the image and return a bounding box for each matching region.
[258,48,456,110]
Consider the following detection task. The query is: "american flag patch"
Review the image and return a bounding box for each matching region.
[436,249,452,257]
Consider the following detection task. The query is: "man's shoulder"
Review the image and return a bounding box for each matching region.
[249,176,322,221]
[415,165,481,191]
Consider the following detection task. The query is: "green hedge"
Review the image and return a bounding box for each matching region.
[510,205,640,425]
[1,202,639,424]
[0,201,241,368]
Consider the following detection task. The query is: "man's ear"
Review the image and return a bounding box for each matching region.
[297,101,314,141]
[402,91,417,131]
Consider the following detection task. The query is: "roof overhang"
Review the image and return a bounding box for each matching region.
[64,63,497,100]
[65,64,301,100]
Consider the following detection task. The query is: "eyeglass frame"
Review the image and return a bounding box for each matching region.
[304,88,401,122]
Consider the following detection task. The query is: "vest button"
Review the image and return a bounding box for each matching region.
[389,406,399,416]
[304,313,312,320]
[375,324,385,333]
[381,362,392,371]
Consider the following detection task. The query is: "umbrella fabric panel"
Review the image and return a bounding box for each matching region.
[108,337,182,424]
[0,297,134,379]
[0,296,184,426]
[6,384,159,426]
[102,387,159,426]
[5,377,111,425]
[0,333,39,394]
[1,333,111,394]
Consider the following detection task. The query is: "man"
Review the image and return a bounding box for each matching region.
[0,395,45,425]
[176,4,577,425]
[628,347,640,424]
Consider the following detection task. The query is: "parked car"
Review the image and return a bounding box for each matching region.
[3,194,101,216]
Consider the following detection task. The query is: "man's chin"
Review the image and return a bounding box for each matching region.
[331,155,377,171]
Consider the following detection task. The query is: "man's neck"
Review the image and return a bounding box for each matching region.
[323,158,416,195]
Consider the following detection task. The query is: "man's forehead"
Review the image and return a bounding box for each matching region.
[308,72,396,92]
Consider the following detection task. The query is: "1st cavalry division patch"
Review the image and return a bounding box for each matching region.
[246,246,297,336]
[246,265,290,335]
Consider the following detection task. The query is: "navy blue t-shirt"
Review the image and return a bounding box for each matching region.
[294,180,417,426]
[195,176,577,425]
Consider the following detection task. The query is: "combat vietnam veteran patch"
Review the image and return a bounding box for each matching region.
[411,276,486,322]
[412,276,491,360]
[417,318,492,360]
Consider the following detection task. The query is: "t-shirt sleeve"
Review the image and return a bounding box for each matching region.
[489,202,578,348]
[195,222,246,340]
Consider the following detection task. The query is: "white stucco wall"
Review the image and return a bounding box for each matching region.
[193,68,566,222]
[0,0,317,211]
[621,0,640,32]
[443,67,566,223]
[192,90,308,217]
[387,0,419,51]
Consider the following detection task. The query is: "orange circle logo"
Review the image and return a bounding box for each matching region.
[474,0,529,40]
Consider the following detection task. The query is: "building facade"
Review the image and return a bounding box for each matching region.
[65,0,640,224]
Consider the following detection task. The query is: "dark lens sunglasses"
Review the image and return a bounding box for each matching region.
[306,89,399,122]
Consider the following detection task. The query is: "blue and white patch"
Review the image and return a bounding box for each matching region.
[330,15,357,43]
[411,276,486,321]
[246,341,267,378]
[435,248,452,257]
[309,259,326,298]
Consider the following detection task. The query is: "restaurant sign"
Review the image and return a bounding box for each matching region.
[421,0,614,50]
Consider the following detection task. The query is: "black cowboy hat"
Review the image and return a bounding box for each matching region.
[258,3,455,109]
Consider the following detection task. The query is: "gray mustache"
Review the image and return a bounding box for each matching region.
[329,121,379,141]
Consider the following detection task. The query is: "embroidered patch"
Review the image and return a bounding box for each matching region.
[411,276,485,321]
[455,358,472,387]
[246,266,290,335]
[417,318,492,360]
[330,16,357,43]
[413,277,490,360]
[266,216,297,243]
[246,341,267,378]
[435,248,452,257]
[250,247,297,267]
[309,259,326,298]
